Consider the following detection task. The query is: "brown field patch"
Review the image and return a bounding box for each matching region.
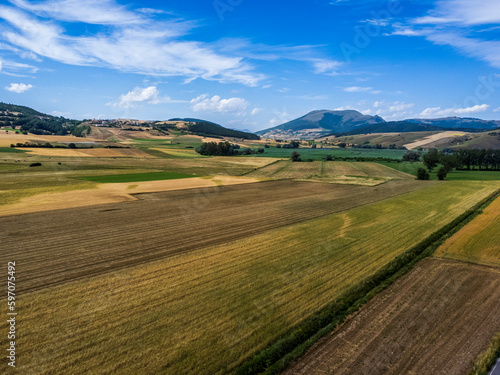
[435,195,500,267]
[0,180,431,294]
[404,131,468,149]
[0,176,259,216]
[22,147,155,158]
[284,258,500,375]
[0,132,102,147]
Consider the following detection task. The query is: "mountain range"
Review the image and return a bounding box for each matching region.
[256,110,500,139]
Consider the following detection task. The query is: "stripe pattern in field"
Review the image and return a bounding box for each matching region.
[246,160,413,185]
[0,180,428,295]
[435,195,500,268]
[0,182,497,374]
[283,258,500,375]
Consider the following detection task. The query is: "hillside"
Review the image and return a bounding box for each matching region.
[0,102,82,136]
[407,117,500,130]
[258,109,500,139]
[167,118,260,140]
[256,110,385,138]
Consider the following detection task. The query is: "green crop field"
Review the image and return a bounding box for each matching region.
[246,160,412,185]
[76,171,197,183]
[0,147,26,153]
[2,180,497,375]
[380,161,500,181]
[248,147,407,161]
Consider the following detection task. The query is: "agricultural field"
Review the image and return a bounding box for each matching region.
[284,258,500,375]
[435,195,500,268]
[246,160,412,185]
[0,180,497,374]
[248,146,407,161]
[329,131,438,148]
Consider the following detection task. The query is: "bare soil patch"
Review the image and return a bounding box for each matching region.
[284,258,500,375]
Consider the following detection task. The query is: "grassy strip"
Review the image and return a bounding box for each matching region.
[0,147,26,153]
[236,189,500,375]
[75,171,197,183]
[470,332,500,375]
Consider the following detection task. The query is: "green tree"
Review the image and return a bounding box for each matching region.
[437,166,447,180]
[291,151,301,162]
[422,149,440,172]
[416,167,430,180]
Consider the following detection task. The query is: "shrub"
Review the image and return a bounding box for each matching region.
[437,167,447,180]
[416,167,430,180]
[29,162,42,167]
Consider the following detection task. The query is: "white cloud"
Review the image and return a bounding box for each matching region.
[334,106,355,111]
[109,86,182,108]
[344,86,381,94]
[5,82,32,93]
[190,95,249,114]
[278,88,290,93]
[8,0,143,25]
[312,59,342,76]
[251,108,262,116]
[0,3,262,86]
[389,102,414,112]
[390,1,500,70]
[419,104,490,118]
[493,107,500,112]
[413,0,500,26]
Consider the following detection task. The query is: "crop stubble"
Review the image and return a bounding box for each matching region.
[284,258,500,375]
[1,180,428,295]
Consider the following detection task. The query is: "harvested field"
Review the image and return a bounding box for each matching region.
[0,176,259,216]
[404,131,467,149]
[23,147,155,158]
[0,132,102,147]
[435,195,500,268]
[0,182,497,375]
[246,160,412,185]
[284,258,500,375]
[0,179,431,294]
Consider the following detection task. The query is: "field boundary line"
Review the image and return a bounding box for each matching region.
[235,188,500,375]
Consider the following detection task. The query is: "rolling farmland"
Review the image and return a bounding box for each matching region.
[0,180,498,374]
[246,160,412,185]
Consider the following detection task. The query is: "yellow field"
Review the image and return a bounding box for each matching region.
[2,181,497,374]
[435,195,500,268]
[23,147,155,158]
[0,132,102,147]
[0,175,259,216]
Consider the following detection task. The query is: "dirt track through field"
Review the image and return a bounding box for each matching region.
[284,258,500,375]
[0,180,430,295]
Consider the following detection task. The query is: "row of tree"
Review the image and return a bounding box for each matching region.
[195,141,264,156]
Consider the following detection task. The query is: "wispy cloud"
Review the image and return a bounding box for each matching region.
[0,2,262,85]
[5,82,32,93]
[190,95,249,114]
[8,0,143,25]
[388,0,500,69]
[344,86,381,94]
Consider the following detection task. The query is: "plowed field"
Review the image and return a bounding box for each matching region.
[284,258,500,375]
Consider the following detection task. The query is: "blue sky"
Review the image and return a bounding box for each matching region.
[0,0,499,131]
